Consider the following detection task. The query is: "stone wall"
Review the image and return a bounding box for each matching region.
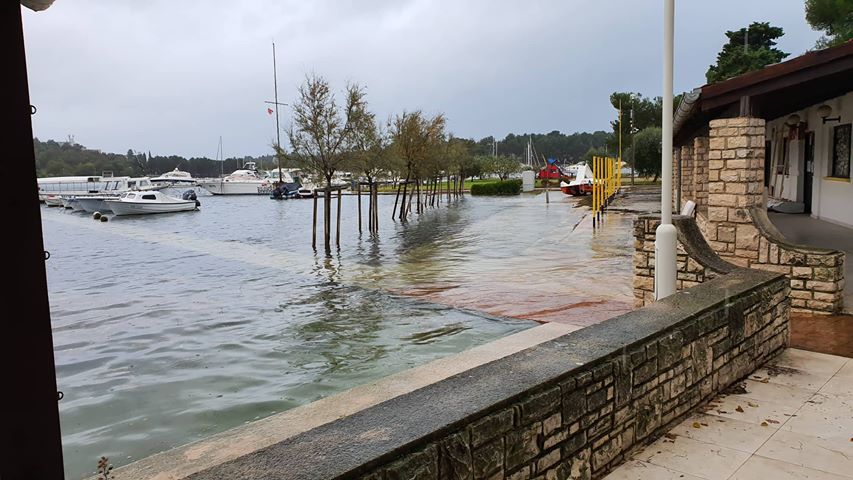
[633,215,735,309]
[186,270,789,480]
[673,117,846,314]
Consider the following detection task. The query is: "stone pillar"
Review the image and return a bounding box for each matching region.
[672,149,680,211]
[680,145,694,210]
[693,136,709,210]
[706,118,765,267]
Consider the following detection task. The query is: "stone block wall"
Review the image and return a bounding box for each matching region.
[693,136,709,210]
[355,272,789,480]
[700,117,845,314]
[633,215,733,309]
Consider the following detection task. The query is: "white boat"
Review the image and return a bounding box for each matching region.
[44,195,64,207]
[150,168,197,187]
[198,162,273,195]
[104,191,199,216]
[75,195,120,213]
[37,175,159,201]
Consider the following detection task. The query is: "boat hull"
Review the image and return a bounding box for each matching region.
[76,198,115,213]
[199,181,272,195]
[105,200,198,216]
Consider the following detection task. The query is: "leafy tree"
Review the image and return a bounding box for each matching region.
[633,127,663,181]
[806,0,853,48]
[484,155,523,180]
[287,74,371,252]
[389,110,446,218]
[706,22,789,83]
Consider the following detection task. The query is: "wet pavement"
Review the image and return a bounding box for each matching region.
[606,348,853,480]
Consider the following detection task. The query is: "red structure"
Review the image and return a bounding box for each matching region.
[537,164,562,180]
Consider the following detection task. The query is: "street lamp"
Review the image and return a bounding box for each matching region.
[655,0,677,300]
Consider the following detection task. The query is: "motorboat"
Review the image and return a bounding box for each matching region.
[60,196,85,212]
[560,163,594,196]
[198,162,274,195]
[104,191,199,216]
[75,195,120,213]
[150,168,197,187]
[44,195,64,207]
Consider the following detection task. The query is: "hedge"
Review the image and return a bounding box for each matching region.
[470,179,522,196]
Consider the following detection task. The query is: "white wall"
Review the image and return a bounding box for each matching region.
[766,91,853,228]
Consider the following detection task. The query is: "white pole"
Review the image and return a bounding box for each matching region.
[655,0,677,300]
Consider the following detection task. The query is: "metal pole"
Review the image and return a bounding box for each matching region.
[655,0,678,300]
[3,4,65,478]
[272,42,282,184]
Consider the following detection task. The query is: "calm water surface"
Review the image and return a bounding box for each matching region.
[42,191,634,478]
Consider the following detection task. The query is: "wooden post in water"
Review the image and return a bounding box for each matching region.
[336,187,342,248]
[357,182,362,234]
[312,190,318,249]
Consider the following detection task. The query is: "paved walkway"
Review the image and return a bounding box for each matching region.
[605,348,852,480]
[768,212,853,314]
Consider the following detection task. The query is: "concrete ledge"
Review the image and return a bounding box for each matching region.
[179,269,788,479]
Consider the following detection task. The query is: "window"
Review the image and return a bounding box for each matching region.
[142,194,156,200]
[832,124,851,179]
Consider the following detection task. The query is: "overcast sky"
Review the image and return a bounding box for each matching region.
[23,1,820,158]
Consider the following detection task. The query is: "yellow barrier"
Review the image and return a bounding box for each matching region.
[591,155,620,228]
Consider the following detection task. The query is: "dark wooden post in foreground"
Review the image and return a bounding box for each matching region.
[312,192,318,250]
[2,4,66,479]
[336,188,342,248]
[357,182,362,234]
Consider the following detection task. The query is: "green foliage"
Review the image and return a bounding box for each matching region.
[480,154,523,180]
[706,22,789,83]
[633,127,663,180]
[470,179,522,196]
[806,0,853,48]
[479,131,610,163]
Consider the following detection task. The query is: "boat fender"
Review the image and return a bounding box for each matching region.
[100,215,109,222]
[182,190,198,201]
[93,212,102,220]
[195,199,201,207]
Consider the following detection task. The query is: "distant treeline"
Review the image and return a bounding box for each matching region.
[33,138,277,178]
[34,130,609,179]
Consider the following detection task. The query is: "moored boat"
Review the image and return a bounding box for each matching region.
[104,191,199,216]
[198,162,273,195]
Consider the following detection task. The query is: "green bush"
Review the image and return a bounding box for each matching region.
[470,179,522,196]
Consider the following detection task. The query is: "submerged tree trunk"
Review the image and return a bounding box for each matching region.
[398,174,410,221]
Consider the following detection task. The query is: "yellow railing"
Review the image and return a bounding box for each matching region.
[592,155,622,228]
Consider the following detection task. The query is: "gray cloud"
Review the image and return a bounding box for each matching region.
[23,0,819,158]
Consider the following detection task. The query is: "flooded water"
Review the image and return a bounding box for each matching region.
[42,190,638,478]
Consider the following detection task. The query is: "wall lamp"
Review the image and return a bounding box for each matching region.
[817,104,841,124]
[785,114,801,126]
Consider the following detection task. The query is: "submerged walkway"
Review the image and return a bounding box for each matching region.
[605,348,852,480]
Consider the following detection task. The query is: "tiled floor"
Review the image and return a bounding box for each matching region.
[605,348,853,480]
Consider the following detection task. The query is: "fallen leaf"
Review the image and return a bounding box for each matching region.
[700,422,709,427]
[760,378,769,383]
[692,422,701,429]
[735,406,744,413]
[747,402,759,408]
[761,421,769,427]
[717,410,729,414]
[765,419,780,424]
[664,433,679,440]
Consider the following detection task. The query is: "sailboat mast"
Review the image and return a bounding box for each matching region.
[272,42,282,184]
[219,136,223,176]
